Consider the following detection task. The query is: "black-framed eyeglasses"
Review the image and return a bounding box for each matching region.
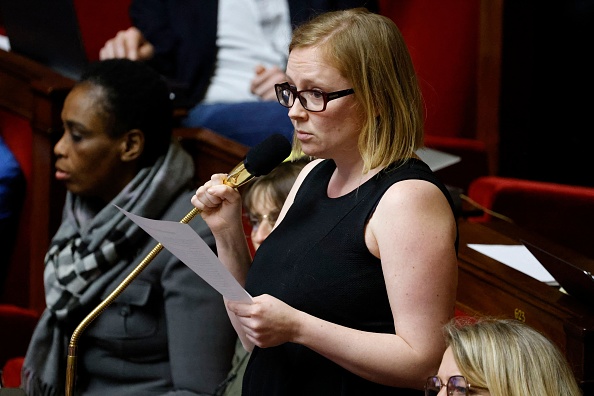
[425,375,473,396]
[274,82,354,112]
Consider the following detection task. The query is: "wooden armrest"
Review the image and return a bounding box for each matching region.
[173,127,249,185]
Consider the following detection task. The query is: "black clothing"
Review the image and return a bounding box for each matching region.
[243,158,457,395]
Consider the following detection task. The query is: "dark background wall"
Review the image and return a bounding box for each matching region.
[498,0,594,187]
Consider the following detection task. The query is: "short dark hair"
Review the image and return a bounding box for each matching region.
[79,58,173,166]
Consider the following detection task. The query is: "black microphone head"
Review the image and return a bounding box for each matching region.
[244,133,292,177]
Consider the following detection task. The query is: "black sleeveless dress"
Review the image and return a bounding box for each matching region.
[242,159,457,396]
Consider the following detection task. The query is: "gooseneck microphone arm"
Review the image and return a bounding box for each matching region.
[64,134,291,396]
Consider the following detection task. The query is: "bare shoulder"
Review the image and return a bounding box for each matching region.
[366,179,457,257]
[377,179,452,214]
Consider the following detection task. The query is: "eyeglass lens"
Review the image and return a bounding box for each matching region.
[248,212,279,230]
[275,83,354,112]
[276,84,326,112]
[425,375,468,396]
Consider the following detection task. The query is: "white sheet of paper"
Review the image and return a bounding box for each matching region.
[0,35,10,51]
[467,244,558,285]
[415,147,461,171]
[117,206,253,302]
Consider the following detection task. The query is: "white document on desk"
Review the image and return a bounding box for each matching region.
[467,244,558,285]
[0,35,10,51]
[117,206,253,303]
[415,147,461,172]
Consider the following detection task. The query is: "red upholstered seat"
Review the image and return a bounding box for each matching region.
[424,135,489,192]
[379,0,493,191]
[1,357,25,388]
[467,176,594,259]
[0,304,39,387]
[73,0,132,62]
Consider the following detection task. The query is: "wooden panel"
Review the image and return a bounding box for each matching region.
[457,219,594,392]
[477,0,503,174]
[173,127,248,186]
[0,49,73,313]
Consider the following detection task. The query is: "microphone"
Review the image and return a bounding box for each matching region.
[64,133,292,396]
[221,132,293,188]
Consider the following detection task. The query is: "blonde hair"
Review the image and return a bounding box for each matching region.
[444,318,582,396]
[288,8,424,173]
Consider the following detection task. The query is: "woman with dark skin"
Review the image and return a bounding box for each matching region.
[22,59,235,396]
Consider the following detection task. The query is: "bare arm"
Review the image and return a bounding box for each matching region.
[191,174,254,349]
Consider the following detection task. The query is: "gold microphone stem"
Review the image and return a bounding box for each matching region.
[65,167,252,396]
[65,207,199,396]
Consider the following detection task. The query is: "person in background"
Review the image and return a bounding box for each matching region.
[0,135,26,291]
[243,157,310,251]
[427,317,582,396]
[99,0,379,147]
[21,59,236,396]
[192,8,458,395]
[215,157,310,396]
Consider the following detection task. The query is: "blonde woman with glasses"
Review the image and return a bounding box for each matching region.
[426,317,582,396]
[193,8,458,395]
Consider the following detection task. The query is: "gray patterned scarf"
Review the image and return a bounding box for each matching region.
[22,141,194,396]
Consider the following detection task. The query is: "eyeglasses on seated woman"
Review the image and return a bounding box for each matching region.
[425,375,487,396]
[430,317,582,396]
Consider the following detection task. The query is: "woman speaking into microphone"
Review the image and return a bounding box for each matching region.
[192,8,459,395]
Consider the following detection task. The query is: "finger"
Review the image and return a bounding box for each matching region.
[253,68,286,98]
[124,37,139,60]
[137,42,155,61]
[250,78,264,95]
[255,75,280,99]
[255,64,266,75]
[260,66,284,81]
[259,86,278,101]
[210,173,227,185]
[108,31,127,58]
[99,42,114,60]
[125,27,145,60]
[227,300,255,317]
[190,174,228,208]
[251,65,273,94]
[190,192,206,211]
[196,185,224,209]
